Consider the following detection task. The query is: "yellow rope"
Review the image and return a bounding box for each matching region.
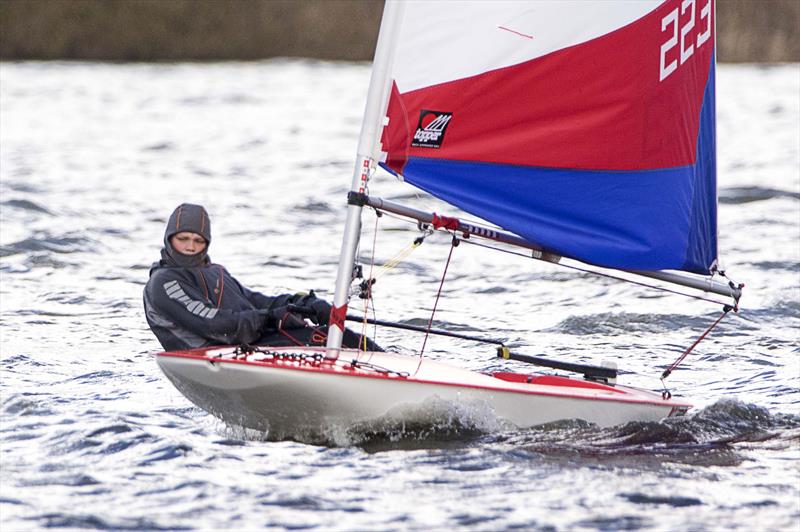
[372,240,421,279]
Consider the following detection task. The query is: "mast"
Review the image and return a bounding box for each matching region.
[325,1,405,356]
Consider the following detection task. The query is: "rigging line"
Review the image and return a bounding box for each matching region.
[661,306,733,381]
[369,207,430,233]
[715,269,745,311]
[352,210,428,294]
[362,176,382,358]
[362,210,424,279]
[415,237,459,376]
[361,213,381,357]
[367,301,379,358]
[346,314,505,345]
[376,242,420,276]
[368,208,439,252]
[460,237,733,307]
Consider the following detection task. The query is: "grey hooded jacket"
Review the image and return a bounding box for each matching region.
[143,260,297,351]
[143,203,295,351]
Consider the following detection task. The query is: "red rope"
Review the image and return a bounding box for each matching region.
[278,326,307,347]
[662,307,732,379]
[416,239,458,373]
[277,323,327,347]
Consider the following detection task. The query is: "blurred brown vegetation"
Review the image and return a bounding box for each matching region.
[717,0,799,62]
[0,0,797,62]
[0,0,383,61]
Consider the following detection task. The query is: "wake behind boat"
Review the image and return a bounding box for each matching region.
[156,0,742,441]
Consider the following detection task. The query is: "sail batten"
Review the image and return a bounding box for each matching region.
[376,0,719,275]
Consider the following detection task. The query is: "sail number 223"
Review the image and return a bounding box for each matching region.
[659,0,712,81]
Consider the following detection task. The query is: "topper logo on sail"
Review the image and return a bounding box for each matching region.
[412,110,452,148]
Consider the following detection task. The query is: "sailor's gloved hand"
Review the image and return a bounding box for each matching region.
[259,306,306,330]
[293,291,333,326]
[309,298,332,325]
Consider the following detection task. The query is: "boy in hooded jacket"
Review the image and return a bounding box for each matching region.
[143,203,379,351]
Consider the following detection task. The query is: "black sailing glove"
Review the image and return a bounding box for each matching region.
[294,291,332,326]
[309,298,332,325]
[259,306,306,330]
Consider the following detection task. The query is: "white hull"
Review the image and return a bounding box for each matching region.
[156,346,690,441]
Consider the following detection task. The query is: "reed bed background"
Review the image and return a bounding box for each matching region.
[1,0,797,63]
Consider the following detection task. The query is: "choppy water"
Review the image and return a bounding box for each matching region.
[1,61,798,531]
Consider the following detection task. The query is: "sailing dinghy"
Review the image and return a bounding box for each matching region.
[157,0,742,440]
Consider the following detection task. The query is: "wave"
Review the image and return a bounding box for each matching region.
[207,393,799,457]
[338,397,512,451]
[31,514,185,531]
[745,260,800,272]
[292,200,334,213]
[549,312,709,336]
[719,186,800,204]
[504,399,800,467]
[2,395,56,417]
[0,234,96,257]
[1,199,52,214]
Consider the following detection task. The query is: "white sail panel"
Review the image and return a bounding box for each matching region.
[393,0,663,92]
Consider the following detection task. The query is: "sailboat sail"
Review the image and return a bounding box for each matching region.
[373,0,718,274]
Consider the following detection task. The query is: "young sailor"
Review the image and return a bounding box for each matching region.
[143,203,379,351]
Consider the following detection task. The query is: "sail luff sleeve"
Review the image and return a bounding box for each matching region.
[326,0,406,353]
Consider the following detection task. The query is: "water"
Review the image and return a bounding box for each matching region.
[1,61,798,531]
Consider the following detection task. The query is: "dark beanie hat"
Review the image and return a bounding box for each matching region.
[161,203,211,268]
[164,203,211,244]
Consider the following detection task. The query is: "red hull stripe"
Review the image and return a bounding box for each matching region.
[493,372,626,394]
[158,351,690,409]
